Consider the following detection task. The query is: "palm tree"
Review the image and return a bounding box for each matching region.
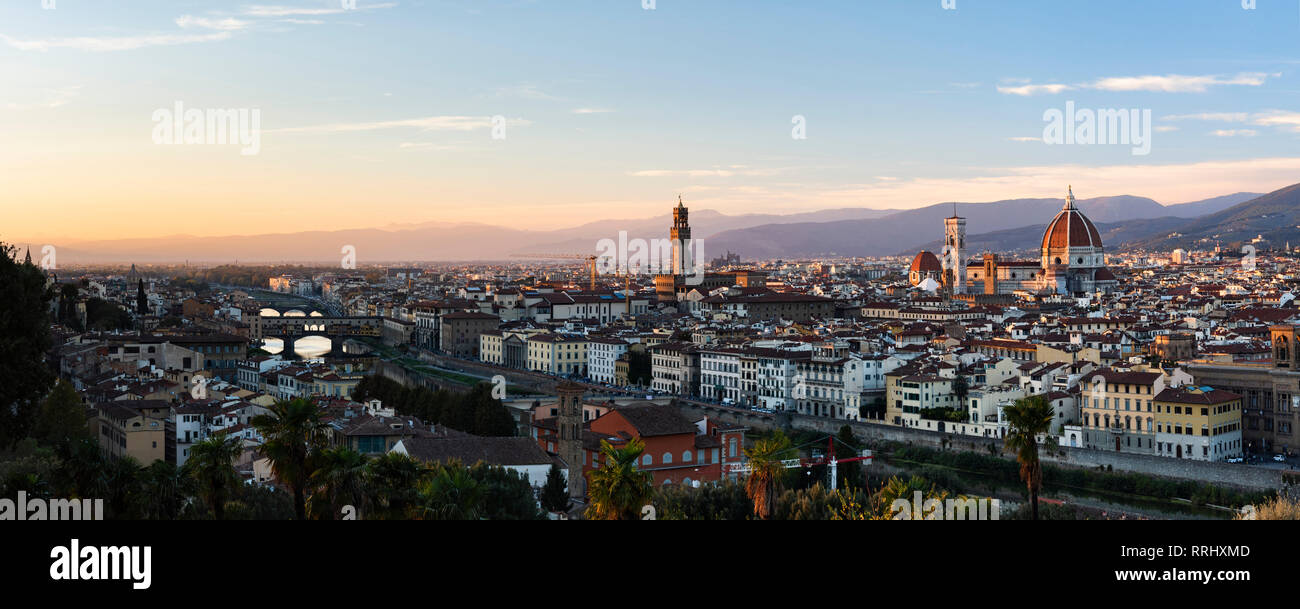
[251,398,329,520]
[183,434,243,520]
[308,447,371,519]
[418,464,482,520]
[57,438,110,500]
[368,452,428,519]
[743,431,793,520]
[585,438,653,520]
[871,475,952,520]
[104,456,143,519]
[1003,395,1056,520]
[141,460,193,520]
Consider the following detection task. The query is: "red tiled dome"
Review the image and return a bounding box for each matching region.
[1041,187,1102,250]
[910,250,942,273]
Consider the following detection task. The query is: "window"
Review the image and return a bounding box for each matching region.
[662,452,673,465]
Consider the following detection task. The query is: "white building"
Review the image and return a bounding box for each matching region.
[588,337,629,384]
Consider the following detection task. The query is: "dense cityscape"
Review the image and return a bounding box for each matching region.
[5,0,1298,594]
[5,186,1300,524]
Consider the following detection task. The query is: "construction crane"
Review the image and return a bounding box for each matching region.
[723,433,872,490]
[510,253,600,291]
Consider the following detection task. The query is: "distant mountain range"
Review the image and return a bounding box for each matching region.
[704,192,1260,259]
[1132,183,1300,251]
[24,190,1268,264]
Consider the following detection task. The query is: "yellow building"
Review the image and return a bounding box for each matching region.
[1079,369,1165,454]
[91,402,175,465]
[526,333,589,376]
[1153,386,1243,461]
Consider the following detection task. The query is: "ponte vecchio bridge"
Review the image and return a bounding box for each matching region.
[252,307,382,357]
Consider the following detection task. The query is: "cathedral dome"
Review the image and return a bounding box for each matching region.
[909,250,942,273]
[1041,186,1103,256]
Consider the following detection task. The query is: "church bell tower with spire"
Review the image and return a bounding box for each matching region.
[942,204,966,295]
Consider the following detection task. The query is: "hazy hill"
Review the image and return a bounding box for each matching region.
[27,189,1270,263]
[1134,183,1300,250]
[911,216,1194,256]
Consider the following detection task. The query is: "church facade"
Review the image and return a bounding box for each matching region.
[913,187,1118,297]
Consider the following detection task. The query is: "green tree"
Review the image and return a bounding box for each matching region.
[251,398,329,520]
[952,375,969,407]
[585,438,653,520]
[103,455,144,519]
[834,426,863,490]
[183,434,243,520]
[652,480,751,520]
[743,430,794,520]
[418,463,482,520]
[57,283,81,330]
[140,460,192,520]
[54,438,109,500]
[85,297,132,331]
[468,462,544,520]
[367,452,427,519]
[33,379,90,450]
[540,462,571,514]
[1003,395,1056,521]
[0,242,55,449]
[871,475,952,520]
[307,447,370,519]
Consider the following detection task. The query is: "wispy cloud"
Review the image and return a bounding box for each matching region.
[176,16,252,31]
[1006,136,1041,142]
[1091,72,1275,93]
[1253,111,1300,132]
[0,32,233,52]
[770,157,1300,211]
[1161,112,1251,122]
[997,83,1073,96]
[240,3,398,17]
[270,115,529,133]
[1210,129,1258,137]
[1159,110,1300,133]
[998,72,1278,95]
[572,107,613,114]
[628,167,783,178]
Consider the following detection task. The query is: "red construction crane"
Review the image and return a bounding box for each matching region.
[724,433,872,490]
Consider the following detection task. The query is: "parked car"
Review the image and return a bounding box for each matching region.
[1227,457,1244,463]
[1273,454,1287,463]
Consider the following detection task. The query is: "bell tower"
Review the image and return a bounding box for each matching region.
[671,195,692,277]
[555,381,586,500]
[942,204,966,295]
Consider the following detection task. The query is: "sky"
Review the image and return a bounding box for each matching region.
[2,0,1300,243]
